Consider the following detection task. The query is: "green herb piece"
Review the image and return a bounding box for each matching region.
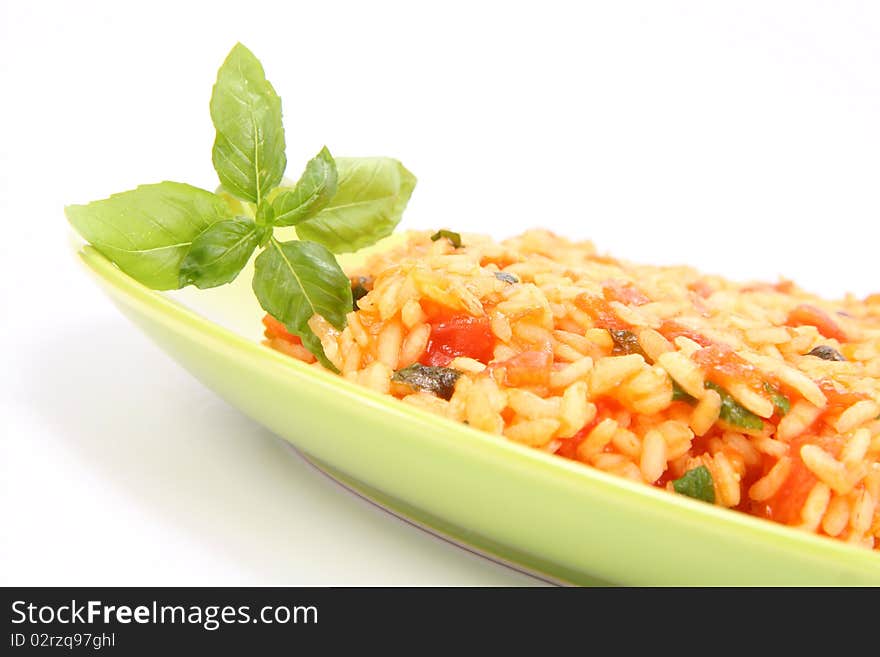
[430,229,462,248]
[272,146,338,226]
[493,271,518,284]
[295,157,416,253]
[210,43,286,204]
[672,466,716,504]
[67,43,416,369]
[392,363,462,400]
[351,276,371,311]
[763,382,791,416]
[672,381,696,403]
[609,329,648,359]
[179,218,259,289]
[252,239,352,372]
[66,182,233,290]
[705,382,764,430]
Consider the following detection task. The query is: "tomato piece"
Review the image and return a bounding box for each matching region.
[818,380,870,409]
[762,434,845,525]
[657,320,713,347]
[495,350,552,388]
[602,280,650,306]
[763,458,816,525]
[786,304,848,343]
[692,343,765,394]
[687,280,714,299]
[419,310,495,367]
[555,400,618,459]
[774,279,795,294]
[816,380,870,426]
[741,279,795,295]
[555,422,595,460]
[262,314,302,345]
[574,294,628,330]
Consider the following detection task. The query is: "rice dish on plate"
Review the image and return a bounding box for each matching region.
[263,229,880,550]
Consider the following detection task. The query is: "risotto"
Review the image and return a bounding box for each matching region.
[263,229,880,550]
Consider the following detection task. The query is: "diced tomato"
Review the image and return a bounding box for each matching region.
[816,380,870,425]
[763,458,816,525]
[555,422,595,460]
[762,434,845,525]
[687,280,714,299]
[419,309,495,367]
[741,279,795,295]
[601,280,650,306]
[574,294,628,330]
[774,279,795,294]
[555,400,618,460]
[786,304,848,343]
[657,320,713,347]
[494,350,552,388]
[262,314,302,345]
[692,343,765,394]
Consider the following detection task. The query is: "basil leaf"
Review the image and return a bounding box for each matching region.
[295,157,416,253]
[65,182,233,290]
[210,43,286,204]
[763,382,791,416]
[672,466,716,503]
[430,229,462,248]
[493,271,519,284]
[705,382,764,430]
[272,146,338,226]
[179,218,259,289]
[392,364,462,400]
[351,276,371,311]
[672,381,696,403]
[252,239,352,372]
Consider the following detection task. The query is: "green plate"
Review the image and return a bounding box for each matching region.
[75,239,880,585]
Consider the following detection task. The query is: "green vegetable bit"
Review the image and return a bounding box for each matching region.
[763,382,791,416]
[430,229,463,248]
[65,42,416,369]
[351,276,372,311]
[705,382,764,430]
[671,381,696,403]
[672,466,716,504]
[392,364,462,401]
[493,271,519,284]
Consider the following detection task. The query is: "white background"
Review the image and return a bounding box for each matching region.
[2,1,879,584]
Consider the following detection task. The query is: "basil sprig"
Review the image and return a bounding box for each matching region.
[66,43,416,370]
